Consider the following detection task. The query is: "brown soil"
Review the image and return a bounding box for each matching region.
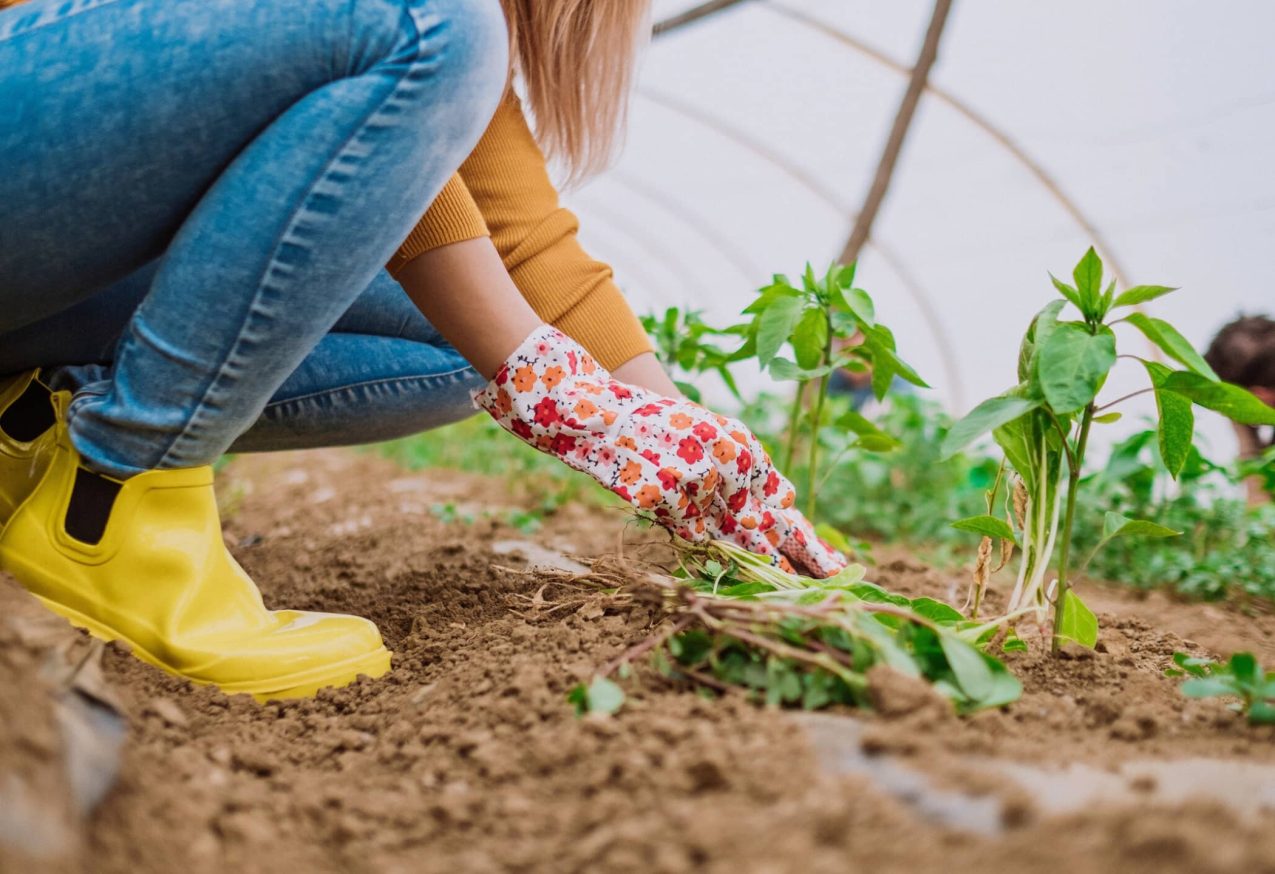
[4,447,1275,873]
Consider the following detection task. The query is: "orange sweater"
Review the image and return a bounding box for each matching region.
[388,92,652,369]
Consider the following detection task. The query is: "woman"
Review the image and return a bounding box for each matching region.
[0,0,844,699]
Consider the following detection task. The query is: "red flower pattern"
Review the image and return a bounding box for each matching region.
[472,325,848,578]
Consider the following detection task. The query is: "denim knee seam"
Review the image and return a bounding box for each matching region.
[151,5,446,471]
[261,365,479,411]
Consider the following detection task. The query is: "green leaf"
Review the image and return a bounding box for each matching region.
[941,395,1040,459]
[1101,511,1181,541]
[939,633,995,702]
[1099,279,1116,317]
[1228,652,1260,685]
[716,582,773,598]
[755,296,805,368]
[1049,274,1084,313]
[1055,589,1098,649]
[1171,652,1213,679]
[1038,323,1116,414]
[835,409,900,451]
[1162,372,1275,426]
[673,380,702,403]
[742,277,798,315]
[993,406,1043,492]
[768,357,838,382]
[844,287,876,328]
[802,263,819,295]
[1002,633,1028,653]
[1092,411,1122,424]
[1180,676,1238,699]
[1248,700,1275,725]
[1124,313,1218,380]
[1019,299,1067,383]
[791,307,829,370]
[1143,361,1194,478]
[837,262,857,290]
[950,514,1018,544]
[1072,247,1104,312]
[765,658,803,706]
[583,677,625,715]
[908,597,966,625]
[814,523,851,553]
[1112,285,1179,308]
[860,324,928,392]
[977,658,1024,709]
[669,629,714,663]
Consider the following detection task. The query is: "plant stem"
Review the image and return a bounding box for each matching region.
[1051,402,1095,653]
[1094,387,1153,413]
[806,323,834,518]
[783,379,807,472]
[1043,408,1078,471]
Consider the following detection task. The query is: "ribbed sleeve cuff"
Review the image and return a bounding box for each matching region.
[387,174,490,276]
[550,284,654,371]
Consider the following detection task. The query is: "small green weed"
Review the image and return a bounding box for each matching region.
[1167,651,1275,724]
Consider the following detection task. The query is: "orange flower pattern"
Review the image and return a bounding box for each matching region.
[473,326,848,578]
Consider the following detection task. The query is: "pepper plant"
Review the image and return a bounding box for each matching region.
[943,248,1275,652]
[640,306,745,404]
[736,262,927,515]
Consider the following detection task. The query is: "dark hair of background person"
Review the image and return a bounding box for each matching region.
[1204,315,1275,389]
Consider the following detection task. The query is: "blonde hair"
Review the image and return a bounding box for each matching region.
[498,0,650,183]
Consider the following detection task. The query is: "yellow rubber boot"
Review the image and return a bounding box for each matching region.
[0,370,56,527]
[0,396,391,700]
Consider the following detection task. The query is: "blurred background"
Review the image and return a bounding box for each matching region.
[564,0,1275,456]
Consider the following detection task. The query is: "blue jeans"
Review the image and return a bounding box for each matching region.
[0,0,506,477]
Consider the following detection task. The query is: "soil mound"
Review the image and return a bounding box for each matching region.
[3,448,1273,872]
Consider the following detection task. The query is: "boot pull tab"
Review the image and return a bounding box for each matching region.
[65,467,123,546]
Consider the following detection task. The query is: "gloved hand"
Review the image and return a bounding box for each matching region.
[473,325,848,578]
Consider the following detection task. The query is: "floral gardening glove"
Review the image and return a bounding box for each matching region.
[472,325,848,578]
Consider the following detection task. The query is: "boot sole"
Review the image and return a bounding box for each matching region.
[30,592,392,702]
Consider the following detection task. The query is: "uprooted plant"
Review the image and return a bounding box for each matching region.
[559,538,1023,717]
[942,247,1275,653]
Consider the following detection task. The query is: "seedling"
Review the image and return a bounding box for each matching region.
[640,306,745,404]
[1167,651,1275,725]
[736,263,926,516]
[943,248,1275,652]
